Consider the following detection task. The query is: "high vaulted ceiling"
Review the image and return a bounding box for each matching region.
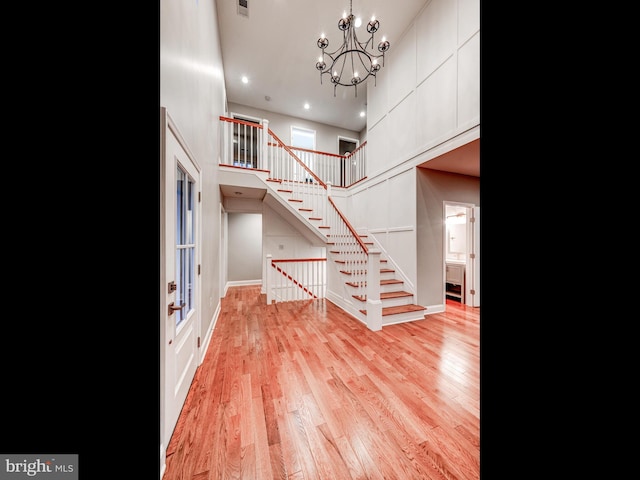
[216,0,428,133]
[215,0,479,178]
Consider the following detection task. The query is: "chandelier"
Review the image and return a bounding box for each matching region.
[315,0,390,97]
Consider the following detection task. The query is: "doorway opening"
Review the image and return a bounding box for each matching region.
[443,202,480,307]
[338,136,357,187]
[231,112,261,168]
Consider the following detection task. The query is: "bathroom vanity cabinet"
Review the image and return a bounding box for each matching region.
[446,263,464,302]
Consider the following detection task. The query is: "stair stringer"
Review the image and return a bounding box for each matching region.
[260,177,331,243]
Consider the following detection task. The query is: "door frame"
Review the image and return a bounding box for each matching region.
[467,206,480,307]
[338,135,358,187]
[443,201,479,307]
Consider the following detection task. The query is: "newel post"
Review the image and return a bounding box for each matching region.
[326,181,332,197]
[266,254,273,304]
[366,248,382,331]
[261,118,269,171]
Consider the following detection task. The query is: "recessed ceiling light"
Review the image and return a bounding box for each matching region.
[304,103,310,110]
[241,76,248,84]
[360,111,365,117]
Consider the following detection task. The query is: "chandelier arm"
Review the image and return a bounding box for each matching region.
[323,27,351,61]
[335,50,349,86]
[351,28,373,53]
[354,51,374,81]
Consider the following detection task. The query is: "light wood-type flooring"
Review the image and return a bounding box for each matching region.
[163,285,480,479]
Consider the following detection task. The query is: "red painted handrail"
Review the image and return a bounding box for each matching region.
[271,258,327,263]
[266,129,326,188]
[219,115,264,129]
[271,260,322,299]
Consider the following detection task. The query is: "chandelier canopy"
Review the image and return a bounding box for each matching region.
[315,0,390,97]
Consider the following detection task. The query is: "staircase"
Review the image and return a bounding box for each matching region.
[329,235,427,325]
[266,178,427,328]
[219,115,427,329]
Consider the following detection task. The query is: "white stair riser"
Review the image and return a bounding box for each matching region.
[381,283,404,293]
[382,296,414,308]
[380,271,395,280]
[382,310,428,326]
[352,297,414,308]
[343,282,404,294]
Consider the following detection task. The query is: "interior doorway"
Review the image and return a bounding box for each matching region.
[444,202,480,307]
[231,112,261,168]
[338,136,357,187]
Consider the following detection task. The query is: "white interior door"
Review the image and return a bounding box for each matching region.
[160,109,200,468]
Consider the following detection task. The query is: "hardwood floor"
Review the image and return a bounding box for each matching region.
[163,285,479,480]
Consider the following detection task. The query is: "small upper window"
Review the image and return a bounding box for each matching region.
[291,126,315,150]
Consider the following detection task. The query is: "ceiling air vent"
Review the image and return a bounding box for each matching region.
[238,0,248,18]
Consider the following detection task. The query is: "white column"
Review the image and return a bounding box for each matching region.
[266,254,273,304]
[261,118,269,171]
[366,249,382,331]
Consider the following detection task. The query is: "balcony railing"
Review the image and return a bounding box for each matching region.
[219,116,366,187]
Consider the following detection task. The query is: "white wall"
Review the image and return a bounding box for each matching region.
[366,0,480,180]
[349,167,418,293]
[228,102,363,155]
[227,213,262,282]
[160,0,227,471]
[344,0,480,311]
[262,202,326,266]
[262,201,326,294]
[160,0,227,343]
[416,169,479,307]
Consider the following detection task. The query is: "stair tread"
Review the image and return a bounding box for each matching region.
[352,291,413,301]
[334,259,387,263]
[340,268,395,275]
[359,304,427,316]
[345,279,403,287]
[381,291,413,299]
